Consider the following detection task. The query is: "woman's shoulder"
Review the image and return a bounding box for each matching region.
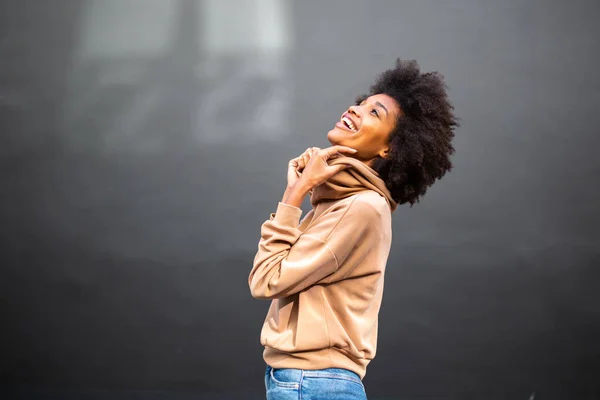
[351,191,390,214]
[312,191,390,224]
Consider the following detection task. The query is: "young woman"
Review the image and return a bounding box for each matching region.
[249,59,458,399]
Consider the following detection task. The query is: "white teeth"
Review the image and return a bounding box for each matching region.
[341,117,357,132]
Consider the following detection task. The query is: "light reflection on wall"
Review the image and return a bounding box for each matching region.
[62,0,293,152]
[77,0,179,59]
[201,0,291,55]
[197,0,292,144]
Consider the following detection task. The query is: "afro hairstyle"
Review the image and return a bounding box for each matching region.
[358,58,458,206]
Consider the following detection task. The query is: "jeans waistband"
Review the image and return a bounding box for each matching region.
[266,365,362,384]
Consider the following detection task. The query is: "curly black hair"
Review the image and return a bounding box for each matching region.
[357,58,458,206]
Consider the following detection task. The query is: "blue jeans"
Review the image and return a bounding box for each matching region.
[265,365,367,399]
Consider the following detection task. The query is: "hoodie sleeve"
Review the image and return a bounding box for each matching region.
[249,197,376,299]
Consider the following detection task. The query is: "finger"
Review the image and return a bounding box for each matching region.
[299,147,318,165]
[302,147,319,156]
[327,163,352,175]
[301,153,310,168]
[323,146,357,157]
[308,148,320,159]
[328,151,347,159]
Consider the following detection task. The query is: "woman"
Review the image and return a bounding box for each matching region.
[249,59,458,399]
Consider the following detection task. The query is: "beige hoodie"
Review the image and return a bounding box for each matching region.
[249,156,397,379]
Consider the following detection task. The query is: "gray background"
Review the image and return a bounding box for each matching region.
[1,0,599,399]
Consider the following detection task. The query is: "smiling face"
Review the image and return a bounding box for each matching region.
[327,93,401,166]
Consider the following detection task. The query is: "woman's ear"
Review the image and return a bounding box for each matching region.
[379,147,390,159]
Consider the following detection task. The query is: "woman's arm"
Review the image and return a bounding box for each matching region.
[248,194,382,300]
[248,146,358,299]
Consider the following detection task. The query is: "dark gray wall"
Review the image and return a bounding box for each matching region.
[1,0,599,399]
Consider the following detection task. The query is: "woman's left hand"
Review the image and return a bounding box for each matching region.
[298,146,357,189]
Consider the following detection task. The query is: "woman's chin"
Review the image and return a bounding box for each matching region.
[327,130,343,146]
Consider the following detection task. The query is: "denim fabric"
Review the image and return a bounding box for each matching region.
[264,365,367,400]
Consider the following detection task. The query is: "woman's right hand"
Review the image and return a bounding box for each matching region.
[287,147,320,189]
[297,146,357,189]
[282,145,356,208]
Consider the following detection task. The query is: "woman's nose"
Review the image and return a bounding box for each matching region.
[348,105,360,116]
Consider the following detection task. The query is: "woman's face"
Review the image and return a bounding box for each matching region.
[327,93,401,166]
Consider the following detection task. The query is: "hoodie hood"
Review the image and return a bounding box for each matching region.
[308,156,398,212]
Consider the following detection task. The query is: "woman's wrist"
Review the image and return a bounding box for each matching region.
[282,179,313,208]
[288,177,313,192]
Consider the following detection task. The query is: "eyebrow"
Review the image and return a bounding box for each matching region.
[375,101,389,117]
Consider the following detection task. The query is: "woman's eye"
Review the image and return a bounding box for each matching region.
[371,109,379,117]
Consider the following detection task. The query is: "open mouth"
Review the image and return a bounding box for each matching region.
[340,114,358,132]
